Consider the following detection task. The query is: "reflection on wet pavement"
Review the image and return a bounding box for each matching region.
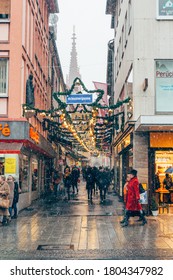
[1,181,173,259]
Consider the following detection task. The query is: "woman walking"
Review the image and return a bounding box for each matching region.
[0,175,10,226]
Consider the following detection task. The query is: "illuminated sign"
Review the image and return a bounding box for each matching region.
[0,123,11,137]
[29,127,39,144]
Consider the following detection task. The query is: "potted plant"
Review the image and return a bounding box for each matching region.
[150,196,159,216]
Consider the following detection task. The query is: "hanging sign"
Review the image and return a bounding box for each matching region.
[66,94,93,104]
[29,127,39,144]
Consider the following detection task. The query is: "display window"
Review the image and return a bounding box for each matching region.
[155,151,173,204]
[155,151,173,188]
[19,154,29,193]
[31,157,38,191]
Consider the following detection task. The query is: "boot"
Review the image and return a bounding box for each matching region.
[139,212,147,225]
[121,219,128,227]
[120,217,126,224]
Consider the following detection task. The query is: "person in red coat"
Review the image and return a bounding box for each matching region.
[121,169,147,227]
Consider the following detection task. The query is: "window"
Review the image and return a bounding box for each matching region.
[31,157,38,191]
[0,0,10,19]
[19,154,29,193]
[0,58,8,96]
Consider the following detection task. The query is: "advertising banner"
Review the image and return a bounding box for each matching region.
[156,60,173,112]
[4,158,16,174]
[157,0,173,19]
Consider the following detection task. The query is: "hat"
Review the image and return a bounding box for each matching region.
[130,169,137,177]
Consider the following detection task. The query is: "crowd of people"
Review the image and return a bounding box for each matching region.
[51,164,113,203]
[0,175,21,226]
[0,164,149,228]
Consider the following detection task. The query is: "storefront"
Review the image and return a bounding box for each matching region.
[114,131,133,197]
[0,120,56,211]
[149,132,173,206]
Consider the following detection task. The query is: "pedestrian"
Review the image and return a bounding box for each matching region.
[163,173,172,190]
[71,164,80,194]
[97,167,108,203]
[86,166,95,202]
[63,167,72,201]
[7,175,14,219]
[121,169,147,227]
[0,175,10,226]
[12,176,21,219]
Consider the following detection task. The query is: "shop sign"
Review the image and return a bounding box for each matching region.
[157,0,173,19]
[156,60,173,112]
[66,94,93,104]
[150,132,173,147]
[0,123,11,137]
[29,127,39,144]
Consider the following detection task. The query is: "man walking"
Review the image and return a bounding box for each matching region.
[121,169,147,227]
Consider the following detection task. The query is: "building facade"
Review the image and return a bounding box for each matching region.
[0,0,64,210]
[106,0,173,207]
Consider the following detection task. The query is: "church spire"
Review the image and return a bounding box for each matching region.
[67,26,81,88]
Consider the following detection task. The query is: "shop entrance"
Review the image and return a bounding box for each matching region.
[154,150,173,204]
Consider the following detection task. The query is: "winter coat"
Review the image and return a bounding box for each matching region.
[97,170,108,190]
[125,176,142,211]
[86,168,95,189]
[0,181,10,216]
[71,167,80,184]
[63,171,71,189]
[7,180,14,207]
[13,181,20,204]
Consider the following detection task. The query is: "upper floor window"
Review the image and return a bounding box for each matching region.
[0,0,10,20]
[0,58,8,96]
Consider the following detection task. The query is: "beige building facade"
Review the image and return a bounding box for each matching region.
[106,0,173,205]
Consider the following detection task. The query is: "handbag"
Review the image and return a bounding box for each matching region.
[0,197,9,209]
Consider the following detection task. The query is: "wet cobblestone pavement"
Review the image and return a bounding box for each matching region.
[1,181,173,260]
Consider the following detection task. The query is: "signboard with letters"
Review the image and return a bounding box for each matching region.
[157,0,173,19]
[66,94,93,104]
[156,60,173,112]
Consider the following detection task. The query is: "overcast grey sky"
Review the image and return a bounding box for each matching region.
[57,0,113,89]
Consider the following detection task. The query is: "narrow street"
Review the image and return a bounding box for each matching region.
[1,180,173,260]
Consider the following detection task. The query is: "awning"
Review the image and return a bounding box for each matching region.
[135,115,173,132]
[0,143,23,154]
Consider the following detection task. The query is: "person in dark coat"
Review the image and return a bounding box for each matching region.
[86,166,95,202]
[97,167,108,203]
[121,169,147,227]
[71,165,80,194]
[12,177,21,219]
[63,167,72,201]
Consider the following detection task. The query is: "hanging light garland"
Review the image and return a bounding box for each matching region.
[22,78,131,153]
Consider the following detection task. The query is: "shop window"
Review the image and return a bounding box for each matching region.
[19,154,29,193]
[31,158,38,191]
[0,58,8,96]
[0,157,5,174]
[0,0,11,19]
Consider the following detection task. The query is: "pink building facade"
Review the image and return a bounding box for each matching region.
[0,0,62,210]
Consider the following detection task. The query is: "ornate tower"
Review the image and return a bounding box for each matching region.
[67,26,81,88]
